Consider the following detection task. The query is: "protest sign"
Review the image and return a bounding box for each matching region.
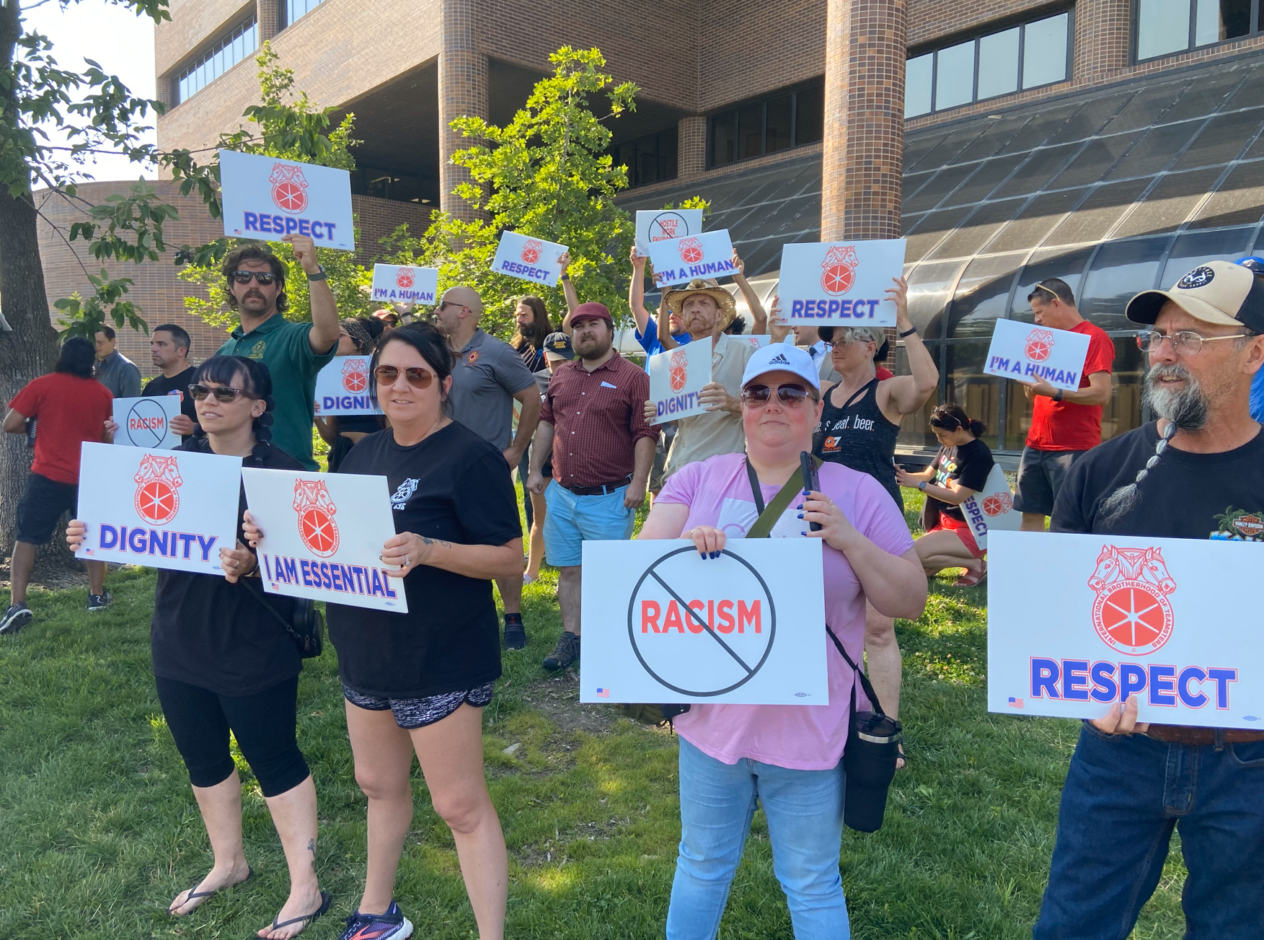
[580,539,828,704]
[491,231,568,287]
[988,531,1264,729]
[730,334,773,352]
[313,356,381,417]
[777,240,906,326]
[371,264,438,305]
[648,339,712,424]
[112,395,181,449]
[983,318,1092,391]
[959,465,1019,551]
[646,230,738,289]
[219,150,354,251]
[242,468,407,613]
[75,442,241,575]
[635,208,704,254]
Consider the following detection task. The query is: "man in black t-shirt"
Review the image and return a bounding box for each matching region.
[1034,260,1264,939]
[142,324,198,439]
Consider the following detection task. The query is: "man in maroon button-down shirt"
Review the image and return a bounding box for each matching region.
[527,303,657,670]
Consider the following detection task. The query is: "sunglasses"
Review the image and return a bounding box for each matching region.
[374,365,434,389]
[189,384,256,403]
[740,383,815,406]
[231,270,279,285]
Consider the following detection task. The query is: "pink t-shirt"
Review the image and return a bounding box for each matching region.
[654,453,914,770]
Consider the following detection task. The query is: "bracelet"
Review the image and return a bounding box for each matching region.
[919,481,927,491]
[1054,388,1064,402]
[306,265,327,282]
[560,273,570,281]
[899,327,918,338]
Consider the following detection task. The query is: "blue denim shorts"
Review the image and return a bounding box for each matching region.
[542,479,635,567]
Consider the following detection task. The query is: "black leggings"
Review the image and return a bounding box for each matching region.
[155,675,310,798]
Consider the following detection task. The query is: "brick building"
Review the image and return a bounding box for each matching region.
[53,0,1264,456]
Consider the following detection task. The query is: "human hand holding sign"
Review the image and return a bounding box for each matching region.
[220,541,257,583]
[380,531,453,578]
[1026,375,1058,398]
[683,524,726,559]
[1089,694,1149,736]
[282,233,320,274]
[242,510,265,548]
[169,414,196,435]
[65,519,87,552]
[887,276,911,331]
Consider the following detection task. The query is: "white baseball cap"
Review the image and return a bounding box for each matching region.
[1126,259,1264,333]
[740,343,821,392]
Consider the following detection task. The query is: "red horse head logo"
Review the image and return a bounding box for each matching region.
[821,245,859,295]
[395,267,415,289]
[521,239,543,264]
[269,163,309,214]
[1088,545,1177,655]
[678,237,704,264]
[1025,328,1055,363]
[133,454,183,525]
[668,348,689,392]
[293,479,339,557]
[341,358,368,393]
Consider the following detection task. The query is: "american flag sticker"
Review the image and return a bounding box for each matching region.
[1008,697,1024,709]
[596,688,610,698]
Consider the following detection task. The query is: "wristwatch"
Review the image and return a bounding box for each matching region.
[307,265,327,282]
[560,272,570,281]
[899,327,918,338]
[918,481,927,491]
[1054,388,1064,402]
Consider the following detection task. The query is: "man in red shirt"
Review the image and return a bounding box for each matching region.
[2,337,114,634]
[527,303,658,671]
[1014,278,1115,532]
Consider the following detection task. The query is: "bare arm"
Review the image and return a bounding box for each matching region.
[285,234,341,354]
[624,434,656,509]
[315,416,340,446]
[527,421,555,494]
[628,246,652,336]
[2,408,27,434]
[505,385,541,467]
[638,501,691,539]
[879,277,939,418]
[382,533,524,582]
[656,304,679,351]
[1027,371,1112,407]
[559,251,579,316]
[767,295,793,344]
[731,251,767,334]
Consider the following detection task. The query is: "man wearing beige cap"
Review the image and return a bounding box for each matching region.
[1034,260,1264,939]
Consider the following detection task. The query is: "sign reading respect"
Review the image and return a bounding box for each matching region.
[777,240,906,326]
[219,149,354,251]
[648,340,712,424]
[959,464,1020,551]
[491,231,568,287]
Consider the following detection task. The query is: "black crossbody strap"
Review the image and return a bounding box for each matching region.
[826,624,888,718]
[744,456,822,539]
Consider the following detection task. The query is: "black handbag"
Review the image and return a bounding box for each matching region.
[252,584,325,659]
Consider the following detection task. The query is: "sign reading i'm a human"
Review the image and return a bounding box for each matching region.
[371,264,439,304]
[645,230,738,289]
[219,150,355,251]
[983,318,1092,391]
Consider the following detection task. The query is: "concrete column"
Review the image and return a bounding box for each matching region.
[1073,0,1132,84]
[820,0,907,241]
[438,0,488,222]
[676,116,708,181]
[257,0,279,41]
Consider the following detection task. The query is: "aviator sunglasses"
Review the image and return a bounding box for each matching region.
[740,383,815,406]
[188,384,257,403]
[231,270,279,285]
[374,365,434,389]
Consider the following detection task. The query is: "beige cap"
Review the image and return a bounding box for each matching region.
[1125,260,1264,333]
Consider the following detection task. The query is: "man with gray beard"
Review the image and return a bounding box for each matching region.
[1033,260,1264,939]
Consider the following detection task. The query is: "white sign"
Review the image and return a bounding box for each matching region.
[777,240,906,326]
[635,208,704,254]
[219,149,355,251]
[648,339,713,424]
[313,356,381,417]
[646,230,738,289]
[112,395,181,449]
[371,264,438,305]
[988,531,1264,729]
[983,318,1092,391]
[959,464,1019,551]
[491,231,568,287]
[580,539,828,704]
[730,334,773,351]
[74,442,242,575]
[241,468,407,613]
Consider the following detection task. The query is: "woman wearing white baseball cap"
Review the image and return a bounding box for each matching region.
[639,343,926,939]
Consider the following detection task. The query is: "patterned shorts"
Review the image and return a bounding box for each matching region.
[342,682,494,729]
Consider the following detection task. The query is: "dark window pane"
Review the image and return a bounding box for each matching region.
[1011,246,1096,321]
[1159,228,1254,287]
[904,207,974,263]
[1079,236,1173,331]
[941,154,1027,207]
[1103,121,1204,179]
[711,113,736,166]
[1043,95,1133,146]
[1112,167,1223,239]
[615,141,636,177]
[903,164,978,213]
[977,27,1020,100]
[905,260,968,338]
[1100,80,1189,133]
[905,131,951,171]
[927,198,1028,260]
[986,189,1088,254]
[1049,132,1145,189]
[659,129,678,181]
[1102,337,1147,443]
[738,104,763,160]
[992,143,1082,199]
[795,84,824,145]
[1043,178,1151,246]
[893,345,944,449]
[936,40,976,111]
[906,54,934,118]
[946,341,1002,450]
[1188,160,1264,228]
[1171,110,1264,170]
[766,95,793,153]
[1196,0,1251,44]
[1021,14,1069,89]
[1137,0,1192,59]
[947,254,1024,339]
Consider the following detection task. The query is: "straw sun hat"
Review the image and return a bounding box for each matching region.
[661,279,738,330]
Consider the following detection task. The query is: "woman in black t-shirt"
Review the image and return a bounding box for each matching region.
[896,403,995,586]
[67,357,330,939]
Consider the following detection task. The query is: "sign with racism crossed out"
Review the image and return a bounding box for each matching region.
[959,465,1020,551]
[988,531,1264,729]
[648,339,713,425]
[982,317,1092,392]
[646,230,738,289]
[313,356,382,417]
[241,468,407,613]
[371,264,439,305]
[112,395,181,449]
[635,208,704,254]
[777,239,906,326]
[74,442,242,575]
[579,539,828,704]
[491,231,568,287]
[219,149,355,251]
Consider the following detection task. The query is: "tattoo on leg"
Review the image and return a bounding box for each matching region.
[307,837,316,871]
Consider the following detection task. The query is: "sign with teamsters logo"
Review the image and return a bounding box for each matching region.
[959,465,1019,551]
[635,208,704,254]
[982,317,1091,392]
[313,355,382,416]
[241,468,407,613]
[371,263,439,305]
[645,229,738,289]
[777,239,906,326]
[112,395,181,449]
[648,339,713,425]
[219,149,355,251]
[988,531,1264,729]
[74,442,242,575]
[490,230,568,287]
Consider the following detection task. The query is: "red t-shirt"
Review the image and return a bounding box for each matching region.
[9,373,113,484]
[1025,320,1114,452]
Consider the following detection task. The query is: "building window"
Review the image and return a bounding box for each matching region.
[905,11,1073,118]
[610,129,679,188]
[172,17,258,104]
[708,80,825,168]
[280,0,326,30]
[1135,0,1260,61]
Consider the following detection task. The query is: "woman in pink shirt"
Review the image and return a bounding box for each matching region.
[639,344,926,939]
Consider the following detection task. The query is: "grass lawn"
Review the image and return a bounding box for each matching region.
[0,491,1188,939]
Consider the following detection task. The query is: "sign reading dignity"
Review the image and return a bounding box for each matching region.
[580,539,828,704]
[371,264,438,305]
[777,239,906,326]
[958,464,1020,551]
[74,442,242,576]
[112,395,181,449]
[491,231,568,287]
[313,355,381,417]
[988,531,1264,729]
[983,318,1092,391]
[242,468,407,613]
[635,208,704,254]
[646,230,738,289]
[219,149,355,251]
[648,339,713,424]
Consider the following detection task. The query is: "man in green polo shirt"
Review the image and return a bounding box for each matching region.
[215,234,341,469]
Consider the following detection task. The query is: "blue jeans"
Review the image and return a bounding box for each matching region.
[667,737,849,940]
[1034,723,1264,939]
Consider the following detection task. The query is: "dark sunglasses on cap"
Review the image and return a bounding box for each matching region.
[231,270,279,285]
[374,365,434,389]
[189,384,257,403]
[740,383,815,406]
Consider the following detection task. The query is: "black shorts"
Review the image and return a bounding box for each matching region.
[16,473,78,545]
[342,682,494,729]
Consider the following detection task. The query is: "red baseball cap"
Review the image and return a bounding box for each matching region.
[570,302,613,325]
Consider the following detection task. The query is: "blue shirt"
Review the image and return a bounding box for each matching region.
[1251,368,1264,423]
[633,318,692,371]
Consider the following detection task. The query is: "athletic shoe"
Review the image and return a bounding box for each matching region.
[503,613,527,651]
[0,603,33,636]
[543,631,580,671]
[337,900,413,940]
[86,592,114,612]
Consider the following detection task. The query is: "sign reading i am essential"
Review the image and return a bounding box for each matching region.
[313,356,381,417]
[490,231,568,287]
[988,531,1264,729]
[74,442,242,575]
[112,395,181,449]
[983,318,1092,391]
[959,464,1019,551]
[777,240,906,326]
[241,468,407,613]
[219,149,354,251]
[635,209,704,254]
[646,230,738,289]
[648,339,713,424]
[371,264,438,305]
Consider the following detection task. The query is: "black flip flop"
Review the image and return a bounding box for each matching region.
[262,890,332,938]
[169,866,254,915]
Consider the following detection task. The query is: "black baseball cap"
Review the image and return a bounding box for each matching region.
[542,331,574,360]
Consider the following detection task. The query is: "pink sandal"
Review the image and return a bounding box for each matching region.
[952,560,987,587]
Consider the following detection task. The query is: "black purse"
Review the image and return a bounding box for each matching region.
[251,584,325,659]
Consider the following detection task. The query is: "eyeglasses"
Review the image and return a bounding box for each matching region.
[1135,330,1249,355]
[740,384,815,407]
[231,270,278,285]
[189,384,256,403]
[374,365,434,389]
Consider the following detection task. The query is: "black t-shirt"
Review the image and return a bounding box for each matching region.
[326,421,521,698]
[143,367,199,439]
[929,437,993,522]
[150,440,304,696]
[1053,421,1264,539]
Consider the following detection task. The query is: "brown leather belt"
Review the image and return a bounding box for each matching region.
[1144,724,1264,745]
